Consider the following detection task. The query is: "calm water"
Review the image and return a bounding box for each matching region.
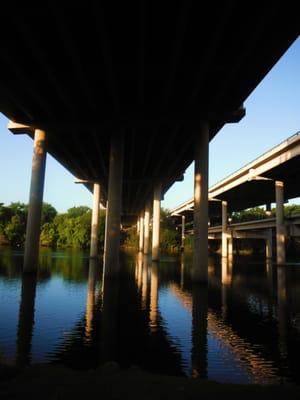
[0,247,300,385]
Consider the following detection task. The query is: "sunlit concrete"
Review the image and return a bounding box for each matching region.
[152,184,161,261]
[90,183,100,258]
[276,181,285,265]
[192,122,209,283]
[23,128,47,272]
[103,134,124,278]
[144,203,150,254]
[181,215,185,251]
[222,201,228,258]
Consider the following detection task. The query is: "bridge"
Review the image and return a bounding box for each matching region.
[1,3,299,280]
[171,133,300,264]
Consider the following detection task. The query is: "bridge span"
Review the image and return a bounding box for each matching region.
[171,133,300,264]
[2,4,298,280]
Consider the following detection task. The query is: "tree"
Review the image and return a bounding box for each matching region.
[41,203,57,225]
[67,206,91,218]
[4,215,26,246]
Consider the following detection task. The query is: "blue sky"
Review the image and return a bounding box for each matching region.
[0,37,299,213]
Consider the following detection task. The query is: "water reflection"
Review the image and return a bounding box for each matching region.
[192,284,208,378]
[16,273,37,367]
[149,262,158,332]
[101,276,119,363]
[277,267,288,361]
[1,248,300,385]
[84,259,98,343]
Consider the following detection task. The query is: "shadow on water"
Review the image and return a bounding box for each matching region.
[1,247,300,385]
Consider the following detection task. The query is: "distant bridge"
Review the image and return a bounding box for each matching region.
[171,133,300,263]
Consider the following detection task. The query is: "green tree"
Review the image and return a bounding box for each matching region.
[41,203,57,225]
[4,215,26,246]
[67,206,90,218]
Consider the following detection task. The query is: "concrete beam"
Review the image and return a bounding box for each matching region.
[7,121,34,135]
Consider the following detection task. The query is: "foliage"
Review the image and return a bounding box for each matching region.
[0,202,105,250]
[122,208,181,252]
[231,207,266,223]
[2,199,300,251]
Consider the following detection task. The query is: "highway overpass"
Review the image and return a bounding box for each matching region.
[2,3,298,279]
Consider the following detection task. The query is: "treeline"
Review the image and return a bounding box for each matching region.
[1,202,300,251]
[231,204,300,223]
[0,202,105,249]
[0,202,179,251]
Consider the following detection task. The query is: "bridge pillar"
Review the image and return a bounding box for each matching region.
[152,183,161,261]
[275,181,285,265]
[90,183,100,258]
[23,129,47,273]
[139,214,144,252]
[192,122,209,283]
[144,203,150,254]
[222,201,228,258]
[181,215,186,251]
[266,228,273,259]
[103,133,124,278]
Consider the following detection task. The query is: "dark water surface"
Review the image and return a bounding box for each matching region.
[0,247,300,385]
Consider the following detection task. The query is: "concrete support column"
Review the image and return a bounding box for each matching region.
[103,133,124,278]
[103,200,108,256]
[139,215,144,252]
[23,129,47,273]
[222,201,228,258]
[152,184,161,261]
[192,122,209,283]
[275,181,285,265]
[181,215,185,251]
[137,219,140,236]
[266,228,273,259]
[144,203,150,254]
[90,183,100,258]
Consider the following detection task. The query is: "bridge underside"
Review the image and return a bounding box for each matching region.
[1,3,298,217]
[215,155,300,213]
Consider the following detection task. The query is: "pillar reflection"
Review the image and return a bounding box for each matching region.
[16,272,37,367]
[100,276,120,363]
[180,252,185,289]
[277,267,288,359]
[141,255,149,310]
[221,257,232,318]
[149,262,158,332]
[136,252,143,291]
[85,259,98,342]
[191,283,208,378]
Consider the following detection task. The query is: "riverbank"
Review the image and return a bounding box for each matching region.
[1,363,299,399]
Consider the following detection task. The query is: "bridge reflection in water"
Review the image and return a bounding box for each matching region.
[0,249,300,385]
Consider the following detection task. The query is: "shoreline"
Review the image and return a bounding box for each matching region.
[1,362,300,399]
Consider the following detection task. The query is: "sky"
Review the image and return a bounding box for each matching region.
[0,37,299,213]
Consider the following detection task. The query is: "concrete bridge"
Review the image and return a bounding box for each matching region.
[171,133,300,264]
[1,3,299,280]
